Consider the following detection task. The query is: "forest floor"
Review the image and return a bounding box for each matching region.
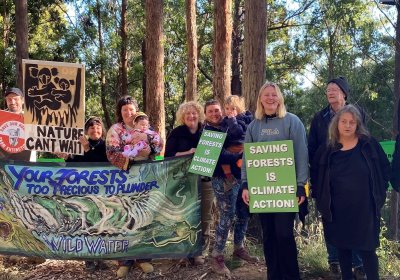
[0,256,399,280]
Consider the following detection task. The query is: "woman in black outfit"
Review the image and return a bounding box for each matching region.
[165,101,214,265]
[59,116,108,271]
[311,105,393,280]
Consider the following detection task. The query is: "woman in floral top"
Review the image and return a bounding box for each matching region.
[106,96,153,170]
[106,95,154,277]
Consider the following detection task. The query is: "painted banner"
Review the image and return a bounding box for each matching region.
[0,110,25,154]
[22,59,85,155]
[189,129,226,177]
[244,140,298,213]
[0,156,201,260]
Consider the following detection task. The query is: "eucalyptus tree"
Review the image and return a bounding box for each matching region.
[145,0,165,141]
[213,0,232,105]
[242,0,266,113]
[15,0,28,90]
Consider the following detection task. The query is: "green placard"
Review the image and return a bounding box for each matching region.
[380,141,395,162]
[244,140,298,213]
[189,129,226,177]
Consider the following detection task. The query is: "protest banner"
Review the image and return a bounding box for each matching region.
[244,140,298,213]
[189,129,226,177]
[22,59,85,155]
[0,156,201,259]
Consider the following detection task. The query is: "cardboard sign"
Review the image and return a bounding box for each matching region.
[22,59,85,155]
[244,140,298,213]
[189,129,226,177]
[0,110,25,154]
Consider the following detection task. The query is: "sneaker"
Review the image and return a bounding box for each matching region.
[26,256,46,265]
[96,260,108,270]
[85,261,96,271]
[116,265,130,278]
[211,255,230,276]
[136,262,154,273]
[233,247,259,263]
[353,266,367,280]
[193,255,205,265]
[329,262,341,278]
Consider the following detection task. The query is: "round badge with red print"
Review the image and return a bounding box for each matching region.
[0,111,25,153]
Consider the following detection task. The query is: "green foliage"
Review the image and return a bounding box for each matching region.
[377,221,400,277]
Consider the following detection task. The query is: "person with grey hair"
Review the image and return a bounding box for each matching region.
[311,105,393,280]
[308,76,366,278]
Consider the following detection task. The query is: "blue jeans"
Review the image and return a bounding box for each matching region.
[212,177,250,253]
[326,241,363,267]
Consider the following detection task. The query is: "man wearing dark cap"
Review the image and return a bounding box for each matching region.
[4,87,24,115]
[308,76,366,279]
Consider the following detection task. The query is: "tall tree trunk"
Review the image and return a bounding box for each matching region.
[185,0,198,101]
[213,0,232,105]
[145,0,165,144]
[1,2,10,95]
[15,0,28,90]
[120,0,128,97]
[96,0,112,127]
[389,3,400,241]
[141,40,147,110]
[231,0,243,96]
[242,0,266,113]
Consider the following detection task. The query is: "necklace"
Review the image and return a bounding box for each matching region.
[89,139,101,150]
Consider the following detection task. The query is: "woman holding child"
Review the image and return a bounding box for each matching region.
[241,82,308,280]
[106,95,159,277]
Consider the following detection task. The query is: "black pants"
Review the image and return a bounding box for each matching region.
[259,212,300,280]
[338,249,379,280]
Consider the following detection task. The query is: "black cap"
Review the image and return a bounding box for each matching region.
[4,87,23,97]
[327,76,350,100]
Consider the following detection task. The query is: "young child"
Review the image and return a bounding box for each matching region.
[122,112,163,160]
[221,95,253,184]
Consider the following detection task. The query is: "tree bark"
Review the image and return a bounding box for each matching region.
[145,0,165,144]
[231,0,243,96]
[213,0,232,105]
[242,0,266,113]
[15,0,28,90]
[120,0,128,97]
[1,2,10,95]
[96,0,112,127]
[389,3,400,241]
[185,0,198,101]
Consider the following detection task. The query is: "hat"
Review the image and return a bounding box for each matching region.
[327,76,350,100]
[134,112,148,122]
[84,116,104,131]
[4,87,23,97]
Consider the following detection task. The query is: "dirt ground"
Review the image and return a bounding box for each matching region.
[1,256,399,280]
[0,256,267,280]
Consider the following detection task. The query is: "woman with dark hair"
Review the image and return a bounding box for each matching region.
[311,104,392,280]
[59,116,108,271]
[241,81,308,280]
[106,95,154,277]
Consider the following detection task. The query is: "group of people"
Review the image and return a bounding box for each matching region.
[1,77,400,280]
